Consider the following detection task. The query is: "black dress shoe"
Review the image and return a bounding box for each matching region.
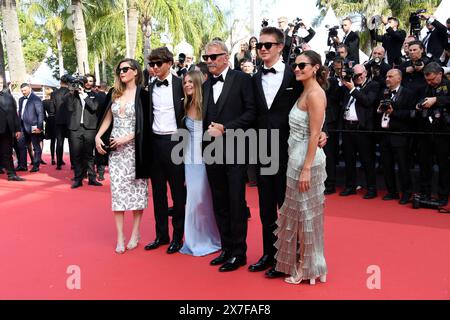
[30,167,40,173]
[248,255,274,272]
[88,180,103,186]
[15,167,27,172]
[399,193,412,205]
[167,241,183,254]
[51,160,56,165]
[144,238,170,251]
[8,175,25,182]
[382,193,400,201]
[363,190,377,199]
[0,168,5,174]
[324,187,336,195]
[340,188,356,196]
[265,267,285,278]
[98,174,105,181]
[219,256,247,272]
[62,161,66,165]
[168,206,175,217]
[71,181,83,189]
[210,251,231,266]
[56,166,62,171]
[40,160,47,165]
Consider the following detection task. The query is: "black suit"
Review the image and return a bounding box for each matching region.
[52,87,71,166]
[342,31,360,64]
[0,90,20,177]
[148,75,186,243]
[202,69,256,259]
[283,27,316,63]
[377,86,416,195]
[253,64,303,261]
[370,28,406,66]
[423,19,448,60]
[340,80,380,191]
[65,91,99,182]
[400,56,432,101]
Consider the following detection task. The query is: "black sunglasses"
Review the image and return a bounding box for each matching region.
[256,42,280,50]
[117,66,135,74]
[148,61,165,68]
[202,53,226,61]
[291,62,313,71]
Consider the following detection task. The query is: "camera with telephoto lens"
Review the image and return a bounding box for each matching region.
[325,51,337,67]
[261,18,269,28]
[326,25,339,41]
[409,9,426,36]
[379,89,393,113]
[412,194,446,210]
[411,59,424,68]
[67,74,87,92]
[341,61,355,82]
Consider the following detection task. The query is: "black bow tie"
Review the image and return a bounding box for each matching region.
[155,79,169,87]
[262,67,277,75]
[390,90,397,95]
[211,75,224,86]
[23,97,28,100]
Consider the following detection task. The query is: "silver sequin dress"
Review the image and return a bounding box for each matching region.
[109,101,148,211]
[274,105,328,280]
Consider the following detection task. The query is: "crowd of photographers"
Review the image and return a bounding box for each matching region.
[0,11,449,208]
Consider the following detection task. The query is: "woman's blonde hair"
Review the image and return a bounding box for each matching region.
[183,70,204,120]
[112,58,143,101]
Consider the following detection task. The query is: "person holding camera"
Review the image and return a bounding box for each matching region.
[339,64,380,199]
[420,14,448,61]
[377,69,417,204]
[282,19,316,64]
[174,53,188,78]
[370,16,406,66]
[333,17,360,64]
[400,40,432,100]
[414,62,449,207]
[365,46,392,86]
[65,76,102,189]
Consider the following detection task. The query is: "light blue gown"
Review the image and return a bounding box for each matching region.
[180,117,221,256]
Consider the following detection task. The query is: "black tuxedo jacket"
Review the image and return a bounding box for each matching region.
[425,19,448,59]
[148,74,185,131]
[0,90,20,135]
[253,65,303,154]
[339,80,381,130]
[65,92,99,130]
[326,77,345,126]
[371,28,406,65]
[51,87,71,125]
[18,92,44,133]
[343,31,360,64]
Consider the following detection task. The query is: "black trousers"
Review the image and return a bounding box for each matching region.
[56,124,69,166]
[341,124,377,191]
[17,130,42,168]
[150,135,186,243]
[417,134,450,199]
[256,157,287,261]
[68,126,96,182]
[380,134,411,194]
[0,132,16,177]
[206,162,248,258]
[323,124,340,189]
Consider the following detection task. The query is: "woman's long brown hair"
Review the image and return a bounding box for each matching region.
[112,58,143,101]
[183,70,204,120]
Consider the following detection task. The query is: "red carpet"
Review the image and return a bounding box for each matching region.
[1,155,449,300]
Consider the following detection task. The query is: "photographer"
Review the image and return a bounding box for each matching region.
[332,17,360,64]
[65,75,102,189]
[370,16,406,66]
[400,40,432,100]
[420,14,448,61]
[377,69,417,205]
[365,46,392,86]
[339,64,380,199]
[415,62,449,206]
[174,53,188,78]
[282,19,316,63]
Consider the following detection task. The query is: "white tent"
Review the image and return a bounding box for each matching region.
[308,7,369,64]
[420,0,450,39]
[29,48,60,87]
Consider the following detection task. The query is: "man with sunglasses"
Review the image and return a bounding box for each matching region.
[202,40,256,272]
[339,64,380,199]
[144,47,186,255]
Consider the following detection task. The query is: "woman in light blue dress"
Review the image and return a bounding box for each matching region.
[180,70,221,256]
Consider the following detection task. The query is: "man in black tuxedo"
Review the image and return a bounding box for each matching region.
[339,64,380,199]
[365,46,392,86]
[0,79,25,182]
[376,69,417,204]
[370,16,406,66]
[202,40,256,272]
[144,47,186,254]
[420,14,448,61]
[52,76,71,170]
[65,77,102,189]
[333,17,360,64]
[17,83,44,173]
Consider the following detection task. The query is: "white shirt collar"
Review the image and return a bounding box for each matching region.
[157,73,172,85]
[214,66,229,81]
[264,58,285,73]
[392,85,401,92]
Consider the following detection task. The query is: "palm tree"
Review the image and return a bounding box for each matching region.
[71,0,89,74]
[1,0,27,87]
[127,0,139,59]
[0,30,6,86]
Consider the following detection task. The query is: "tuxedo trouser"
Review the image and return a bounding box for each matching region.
[56,124,69,166]
[18,130,42,168]
[323,126,340,189]
[380,134,411,194]
[0,132,16,176]
[69,126,96,182]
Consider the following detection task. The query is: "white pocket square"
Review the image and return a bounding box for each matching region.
[181,98,185,101]
[285,87,294,91]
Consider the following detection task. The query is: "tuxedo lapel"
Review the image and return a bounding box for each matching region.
[271,66,293,110]
[216,69,236,117]
[255,71,269,110]
[202,79,211,120]
[148,81,155,127]
[172,76,183,121]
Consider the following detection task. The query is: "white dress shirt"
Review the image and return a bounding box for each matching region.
[212,67,229,104]
[79,93,87,124]
[345,87,361,121]
[262,59,285,109]
[21,94,31,119]
[152,73,177,134]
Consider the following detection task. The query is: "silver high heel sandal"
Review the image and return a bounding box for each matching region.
[309,275,327,286]
[116,238,126,254]
[126,235,141,250]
